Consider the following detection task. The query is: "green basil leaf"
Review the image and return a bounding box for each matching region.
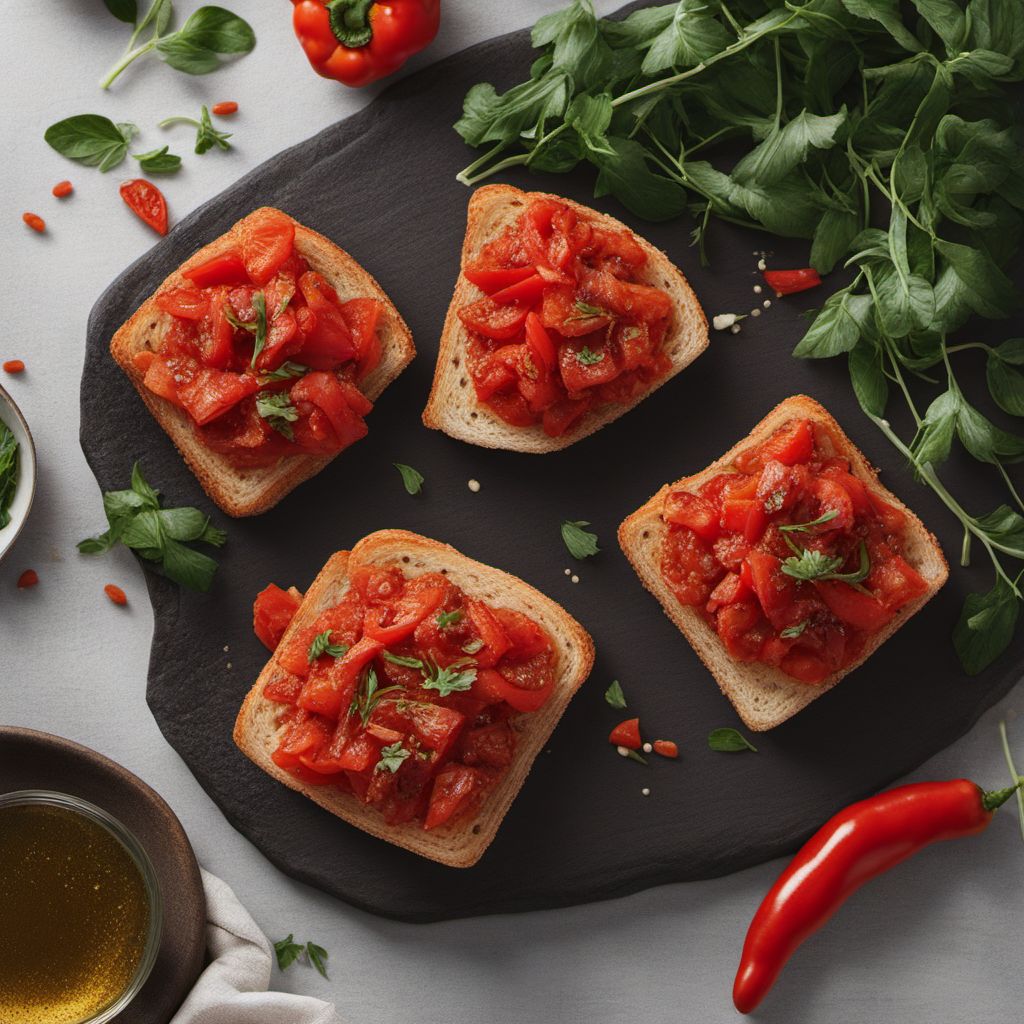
[160,538,219,592]
[394,463,424,495]
[841,0,923,52]
[935,239,1020,318]
[306,942,329,979]
[273,935,304,972]
[953,576,1020,674]
[794,290,872,358]
[955,399,1024,464]
[810,206,860,275]
[708,727,757,753]
[455,75,571,148]
[157,507,213,543]
[849,337,890,417]
[913,389,960,465]
[640,1,732,74]
[593,137,688,221]
[986,350,1024,416]
[974,505,1024,556]
[133,145,182,174]
[44,115,133,171]
[561,520,600,559]
[910,0,966,51]
[604,680,627,709]
[732,108,847,188]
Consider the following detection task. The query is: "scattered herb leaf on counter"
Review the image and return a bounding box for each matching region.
[604,679,627,709]
[0,418,19,530]
[708,728,758,754]
[133,145,182,173]
[306,941,329,979]
[455,0,1024,674]
[273,934,305,972]
[394,463,424,495]
[159,105,233,154]
[307,630,348,663]
[561,519,599,559]
[101,3,256,89]
[77,463,226,592]
[44,115,137,171]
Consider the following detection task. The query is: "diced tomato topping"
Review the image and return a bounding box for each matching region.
[457,197,674,434]
[253,583,302,651]
[183,252,250,288]
[609,717,642,750]
[240,209,296,286]
[660,415,932,686]
[299,636,383,719]
[425,764,482,830]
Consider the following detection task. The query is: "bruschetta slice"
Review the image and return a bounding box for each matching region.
[234,530,595,867]
[111,207,415,517]
[619,395,948,731]
[423,185,708,452]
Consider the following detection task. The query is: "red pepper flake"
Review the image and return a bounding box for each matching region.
[3,360,25,374]
[104,583,128,606]
[653,739,679,759]
[17,569,39,589]
[211,101,239,116]
[22,212,46,233]
[608,717,642,750]
[52,180,74,198]
[762,268,822,297]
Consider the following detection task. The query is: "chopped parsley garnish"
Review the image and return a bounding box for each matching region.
[781,539,870,588]
[780,621,809,639]
[576,346,604,365]
[376,742,411,774]
[437,609,463,628]
[422,657,477,697]
[382,651,424,669]
[561,519,600,559]
[307,630,348,663]
[349,668,403,729]
[255,391,299,440]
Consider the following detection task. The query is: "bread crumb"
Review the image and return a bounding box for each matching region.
[730,324,741,335]
[223,645,230,652]
[757,258,766,271]
[641,788,651,797]
[750,308,761,317]
[616,745,630,758]
[753,284,763,294]
[564,568,571,576]
[571,574,580,584]
[642,742,653,754]
[763,299,771,309]
[467,479,481,492]
[226,662,232,670]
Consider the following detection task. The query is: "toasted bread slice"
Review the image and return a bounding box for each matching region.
[618,395,948,732]
[422,184,708,452]
[110,208,415,517]
[233,529,595,867]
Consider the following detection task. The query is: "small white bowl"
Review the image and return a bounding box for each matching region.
[0,383,36,563]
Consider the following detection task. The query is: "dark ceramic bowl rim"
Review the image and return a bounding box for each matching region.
[0,789,164,1024]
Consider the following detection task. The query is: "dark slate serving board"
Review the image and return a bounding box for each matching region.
[81,5,1023,922]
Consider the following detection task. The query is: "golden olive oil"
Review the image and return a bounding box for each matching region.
[0,803,151,1024]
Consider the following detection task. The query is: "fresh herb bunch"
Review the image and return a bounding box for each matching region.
[101,2,256,89]
[0,417,19,530]
[456,0,1024,673]
[78,463,226,591]
[159,105,233,154]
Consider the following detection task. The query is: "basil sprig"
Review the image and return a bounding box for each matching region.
[78,463,226,592]
[101,3,256,90]
[159,105,232,154]
[133,145,182,173]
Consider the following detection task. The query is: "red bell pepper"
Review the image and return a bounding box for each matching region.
[762,267,822,296]
[291,1,441,88]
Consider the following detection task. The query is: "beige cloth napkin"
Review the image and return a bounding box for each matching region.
[170,870,340,1024]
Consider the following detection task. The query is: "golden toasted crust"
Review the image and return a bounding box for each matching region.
[618,395,949,731]
[110,207,415,517]
[233,530,595,867]
[422,184,709,453]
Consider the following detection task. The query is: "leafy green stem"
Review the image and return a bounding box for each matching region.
[100,40,157,89]
[998,719,1024,843]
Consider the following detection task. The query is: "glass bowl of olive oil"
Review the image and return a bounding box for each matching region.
[0,791,163,1024]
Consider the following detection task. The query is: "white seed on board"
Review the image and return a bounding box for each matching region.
[467,479,481,492]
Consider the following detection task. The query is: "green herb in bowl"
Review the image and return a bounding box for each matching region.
[0,416,19,530]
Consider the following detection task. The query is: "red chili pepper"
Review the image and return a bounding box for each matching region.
[211,101,239,116]
[291,0,441,88]
[52,180,74,198]
[609,717,642,750]
[733,777,1023,1014]
[22,212,46,233]
[104,584,128,606]
[17,570,39,589]
[120,179,168,236]
[653,739,679,758]
[3,360,25,374]
[762,267,822,296]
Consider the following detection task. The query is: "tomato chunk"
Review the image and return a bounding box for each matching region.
[609,717,642,750]
[253,584,302,651]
